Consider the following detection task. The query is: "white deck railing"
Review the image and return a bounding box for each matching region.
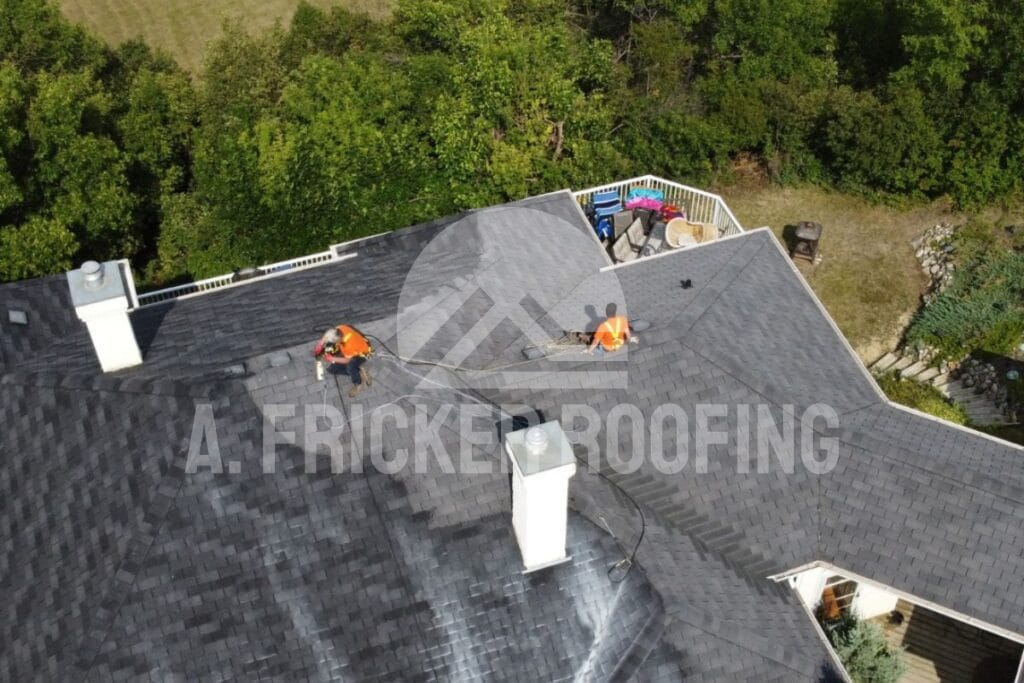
[136,248,354,307]
[572,175,744,237]
[135,176,741,307]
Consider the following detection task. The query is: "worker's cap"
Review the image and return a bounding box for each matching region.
[322,328,341,344]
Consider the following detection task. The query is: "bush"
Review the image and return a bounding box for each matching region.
[876,371,970,425]
[823,83,945,198]
[824,612,907,683]
[0,215,77,281]
[906,225,1024,361]
[8,0,1024,287]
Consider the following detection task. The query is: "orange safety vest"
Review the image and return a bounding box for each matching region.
[335,324,371,358]
[594,315,628,351]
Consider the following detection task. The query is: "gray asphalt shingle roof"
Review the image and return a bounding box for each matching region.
[2,190,1021,681]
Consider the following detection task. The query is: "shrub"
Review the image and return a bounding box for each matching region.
[906,227,1024,361]
[824,612,907,683]
[875,371,970,425]
[0,215,77,281]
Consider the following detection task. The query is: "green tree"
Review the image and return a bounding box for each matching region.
[176,0,625,283]
[281,2,387,65]
[894,0,987,94]
[981,0,1024,101]
[711,0,835,83]
[690,0,836,179]
[0,62,27,216]
[118,64,195,196]
[629,18,699,102]
[150,193,239,282]
[200,24,287,131]
[408,0,622,203]
[27,69,137,257]
[822,82,944,196]
[611,0,708,28]
[945,84,1013,208]
[0,214,77,280]
[184,43,441,274]
[828,615,907,683]
[117,63,197,267]
[0,0,105,73]
[833,0,903,89]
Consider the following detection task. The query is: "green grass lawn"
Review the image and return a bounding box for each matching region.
[59,0,393,71]
[720,185,968,363]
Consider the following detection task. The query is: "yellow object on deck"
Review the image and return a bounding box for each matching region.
[666,219,718,248]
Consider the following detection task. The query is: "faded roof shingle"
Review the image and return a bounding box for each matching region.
[1,190,1021,681]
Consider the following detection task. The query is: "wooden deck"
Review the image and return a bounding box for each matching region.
[869,600,1022,683]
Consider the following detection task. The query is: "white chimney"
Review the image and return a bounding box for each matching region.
[504,420,576,572]
[67,260,142,372]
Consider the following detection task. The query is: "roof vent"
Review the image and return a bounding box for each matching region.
[233,267,261,282]
[8,309,28,325]
[504,420,577,572]
[525,426,549,454]
[81,260,105,289]
[66,260,142,372]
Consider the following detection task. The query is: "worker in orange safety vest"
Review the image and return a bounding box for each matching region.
[315,324,373,397]
[587,303,635,353]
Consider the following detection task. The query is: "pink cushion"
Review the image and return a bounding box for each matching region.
[625,197,663,211]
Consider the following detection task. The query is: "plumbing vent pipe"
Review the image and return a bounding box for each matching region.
[66,260,142,372]
[233,267,262,282]
[504,420,576,572]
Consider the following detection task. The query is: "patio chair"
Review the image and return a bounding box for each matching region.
[633,207,656,233]
[610,218,647,263]
[612,210,635,239]
[639,220,666,258]
[588,190,623,241]
[590,190,623,214]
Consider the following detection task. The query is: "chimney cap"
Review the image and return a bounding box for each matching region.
[66,260,131,309]
[81,261,104,289]
[525,426,549,454]
[504,420,575,476]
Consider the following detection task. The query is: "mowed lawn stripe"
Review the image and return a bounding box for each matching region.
[59,0,392,72]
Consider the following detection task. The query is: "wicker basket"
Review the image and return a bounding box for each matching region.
[665,219,718,248]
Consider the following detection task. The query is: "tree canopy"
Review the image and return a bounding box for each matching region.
[2,0,1023,283]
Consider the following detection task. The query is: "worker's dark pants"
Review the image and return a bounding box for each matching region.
[334,356,366,385]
